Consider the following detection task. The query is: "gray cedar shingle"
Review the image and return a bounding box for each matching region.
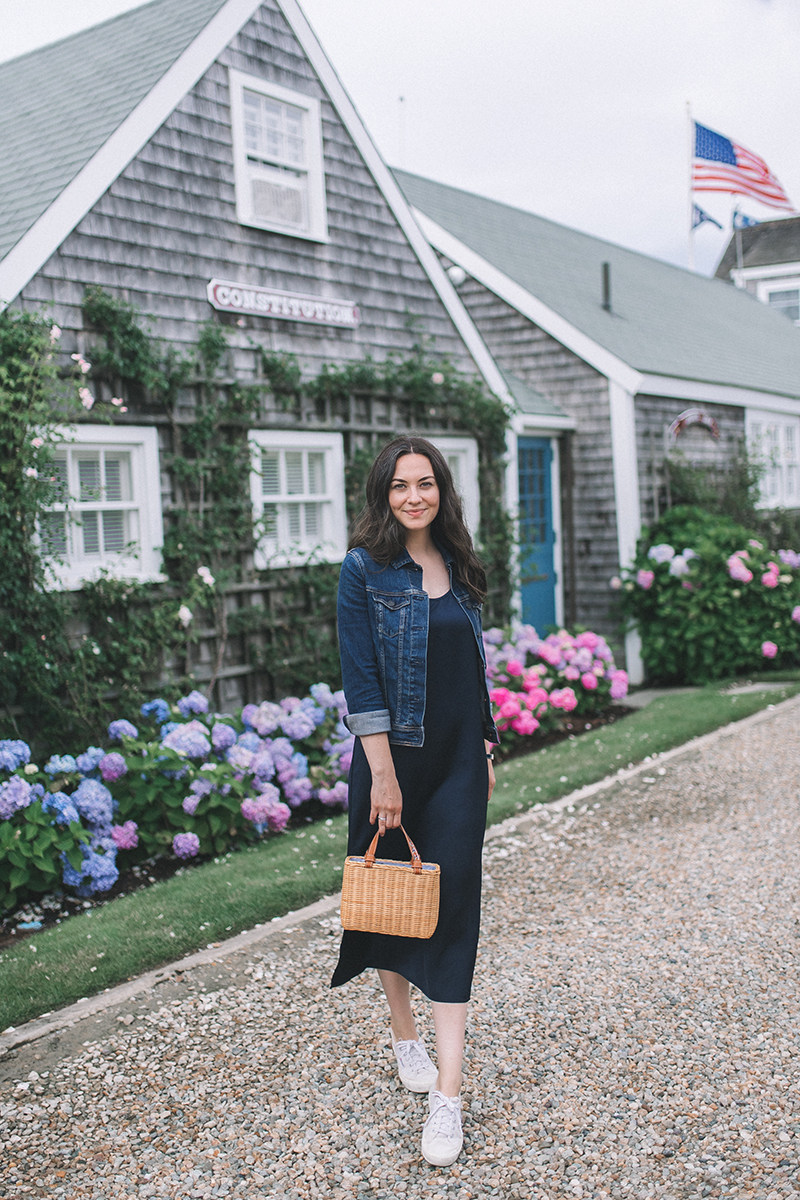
[715,216,800,280]
[394,169,800,400]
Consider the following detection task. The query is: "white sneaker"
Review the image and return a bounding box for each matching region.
[421,1090,463,1166]
[391,1033,439,1092]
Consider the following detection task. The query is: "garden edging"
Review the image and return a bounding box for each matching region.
[3,691,798,1055]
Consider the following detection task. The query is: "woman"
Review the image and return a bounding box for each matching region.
[331,435,498,1167]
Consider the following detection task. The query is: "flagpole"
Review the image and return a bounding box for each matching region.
[687,101,695,271]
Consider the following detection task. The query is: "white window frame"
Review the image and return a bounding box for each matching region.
[41,425,164,590]
[248,430,346,568]
[427,435,480,536]
[229,68,328,242]
[746,409,800,509]
[756,276,800,325]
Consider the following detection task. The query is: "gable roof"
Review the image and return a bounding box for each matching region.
[0,0,229,265]
[0,1,508,401]
[715,215,800,280]
[394,169,800,401]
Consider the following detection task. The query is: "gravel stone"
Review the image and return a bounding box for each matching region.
[2,703,800,1197]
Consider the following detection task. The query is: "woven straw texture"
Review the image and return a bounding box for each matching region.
[341,856,440,939]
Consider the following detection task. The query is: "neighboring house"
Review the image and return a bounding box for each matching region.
[715,215,800,324]
[394,170,800,679]
[0,0,512,705]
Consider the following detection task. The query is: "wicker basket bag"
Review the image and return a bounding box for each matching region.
[340,824,440,939]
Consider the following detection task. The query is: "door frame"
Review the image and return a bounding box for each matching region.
[505,423,565,628]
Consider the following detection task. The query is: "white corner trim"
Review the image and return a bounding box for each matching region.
[412,209,644,396]
[731,261,800,285]
[0,0,265,309]
[509,411,577,433]
[550,436,564,627]
[637,373,800,413]
[608,381,641,570]
[276,0,511,403]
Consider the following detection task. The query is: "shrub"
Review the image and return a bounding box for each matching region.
[619,505,800,683]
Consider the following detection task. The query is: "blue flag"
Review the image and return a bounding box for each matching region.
[733,209,760,230]
[692,203,723,231]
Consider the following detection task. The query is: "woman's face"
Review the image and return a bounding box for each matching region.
[388,453,440,533]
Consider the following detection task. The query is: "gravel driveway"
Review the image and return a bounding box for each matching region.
[2,701,800,1199]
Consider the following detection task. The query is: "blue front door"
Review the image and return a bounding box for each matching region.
[518,437,556,631]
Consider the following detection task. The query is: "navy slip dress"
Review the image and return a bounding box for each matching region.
[331,589,489,1004]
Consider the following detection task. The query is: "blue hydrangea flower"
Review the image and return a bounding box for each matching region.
[291,751,309,778]
[0,739,31,772]
[42,791,80,825]
[280,708,316,740]
[309,682,335,710]
[0,775,33,820]
[161,720,211,759]
[160,722,179,738]
[141,698,171,724]
[269,737,294,762]
[76,746,105,775]
[108,719,138,741]
[236,731,262,752]
[211,723,236,752]
[189,777,214,798]
[61,837,119,896]
[176,690,209,718]
[44,754,78,777]
[72,778,114,831]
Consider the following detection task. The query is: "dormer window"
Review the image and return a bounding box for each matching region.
[229,69,328,242]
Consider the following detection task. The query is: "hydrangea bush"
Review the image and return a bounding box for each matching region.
[483,623,628,754]
[618,506,800,683]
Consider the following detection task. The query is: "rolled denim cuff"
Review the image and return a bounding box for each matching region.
[343,708,392,737]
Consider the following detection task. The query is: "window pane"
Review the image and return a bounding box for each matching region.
[104,454,131,502]
[287,502,301,540]
[50,456,69,504]
[262,504,278,541]
[305,502,320,538]
[243,89,305,166]
[78,456,101,501]
[767,288,800,322]
[785,426,797,462]
[102,511,126,554]
[261,451,280,495]
[251,177,305,227]
[787,464,798,500]
[307,452,325,494]
[82,511,100,554]
[40,512,67,556]
[285,452,303,495]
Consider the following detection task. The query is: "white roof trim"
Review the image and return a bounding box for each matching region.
[510,412,576,433]
[0,0,265,310]
[637,373,800,413]
[411,209,644,395]
[278,0,511,402]
[730,261,800,285]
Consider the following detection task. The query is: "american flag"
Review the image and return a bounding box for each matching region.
[692,122,794,212]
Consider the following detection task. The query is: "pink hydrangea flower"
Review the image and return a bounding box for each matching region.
[111,820,138,850]
[490,687,512,706]
[564,665,580,681]
[499,698,521,719]
[506,659,523,676]
[550,687,578,712]
[761,563,780,588]
[581,672,598,691]
[636,569,655,590]
[99,752,127,782]
[609,670,629,701]
[762,641,778,658]
[319,780,349,809]
[524,686,549,708]
[727,555,753,583]
[511,712,540,736]
[792,606,800,624]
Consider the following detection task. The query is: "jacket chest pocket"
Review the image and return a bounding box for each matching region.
[371,592,411,638]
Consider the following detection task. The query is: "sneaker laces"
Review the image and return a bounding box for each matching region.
[394,1038,432,1073]
[427,1092,462,1140]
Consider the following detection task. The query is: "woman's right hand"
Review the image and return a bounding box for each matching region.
[369,768,403,834]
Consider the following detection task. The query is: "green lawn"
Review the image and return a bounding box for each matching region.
[2,679,798,1032]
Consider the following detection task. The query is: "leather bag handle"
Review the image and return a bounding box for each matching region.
[363,823,423,874]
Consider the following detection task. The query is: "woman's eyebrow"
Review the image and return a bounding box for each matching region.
[391,474,435,484]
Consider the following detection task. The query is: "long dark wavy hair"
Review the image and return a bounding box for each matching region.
[349,435,487,601]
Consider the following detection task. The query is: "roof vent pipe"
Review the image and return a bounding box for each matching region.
[601,261,612,312]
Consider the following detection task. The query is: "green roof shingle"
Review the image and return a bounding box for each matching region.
[0,0,229,263]
[394,169,800,400]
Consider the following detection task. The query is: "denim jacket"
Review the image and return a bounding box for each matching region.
[337,543,499,747]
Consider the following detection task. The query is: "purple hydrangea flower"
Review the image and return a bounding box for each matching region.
[241,703,258,728]
[190,777,214,798]
[99,752,127,782]
[61,838,119,896]
[0,775,34,819]
[237,731,262,752]
[0,739,31,772]
[779,549,800,569]
[211,722,236,752]
[161,720,211,759]
[176,690,209,718]
[318,780,349,809]
[76,746,105,775]
[44,754,78,777]
[250,701,282,737]
[310,682,335,709]
[141,698,171,724]
[282,776,313,807]
[251,749,275,780]
[280,696,302,713]
[111,820,138,850]
[226,744,254,772]
[72,778,114,831]
[280,709,316,740]
[241,786,291,833]
[182,794,200,815]
[42,791,80,825]
[108,719,138,742]
[173,831,201,859]
[270,737,294,762]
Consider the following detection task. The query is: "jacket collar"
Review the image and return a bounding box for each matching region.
[390,534,454,571]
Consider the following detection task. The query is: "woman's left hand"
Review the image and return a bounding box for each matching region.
[486,742,496,802]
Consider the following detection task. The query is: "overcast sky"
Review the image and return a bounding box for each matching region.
[2,0,799,276]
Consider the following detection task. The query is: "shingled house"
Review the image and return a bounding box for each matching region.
[394,171,800,679]
[715,215,800,325]
[0,0,514,705]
